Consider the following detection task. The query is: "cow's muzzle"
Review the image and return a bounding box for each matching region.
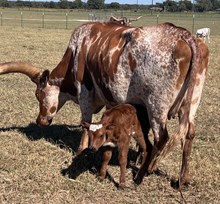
[36,115,52,127]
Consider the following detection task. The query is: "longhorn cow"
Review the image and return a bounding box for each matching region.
[109,16,142,26]
[196,27,211,43]
[0,22,209,189]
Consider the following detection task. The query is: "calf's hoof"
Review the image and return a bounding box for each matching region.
[98,176,105,182]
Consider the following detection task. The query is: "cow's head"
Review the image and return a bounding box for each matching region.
[0,62,71,127]
[82,122,115,152]
[35,69,63,127]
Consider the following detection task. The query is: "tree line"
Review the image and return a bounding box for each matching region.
[0,0,219,12]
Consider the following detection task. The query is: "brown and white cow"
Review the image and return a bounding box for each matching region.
[0,22,209,189]
[81,104,147,188]
[109,16,142,26]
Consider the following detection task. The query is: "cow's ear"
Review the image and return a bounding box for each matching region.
[81,121,90,130]
[39,70,50,89]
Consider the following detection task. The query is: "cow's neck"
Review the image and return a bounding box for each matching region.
[50,47,77,96]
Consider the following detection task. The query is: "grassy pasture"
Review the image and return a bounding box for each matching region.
[0,12,220,203]
[0,8,220,34]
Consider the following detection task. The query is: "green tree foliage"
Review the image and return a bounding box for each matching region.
[87,0,105,9]
[72,0,84,9]
[164,0,178,12]
[195,0,213,11]
[58,0,69,9]
[108,2,120,9]
[179,0,193,12]
[46,1,58,9]
[211,0,220,9]
[0,0,219,11]
[0,0,10,7]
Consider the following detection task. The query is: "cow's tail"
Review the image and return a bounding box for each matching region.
[168,35,201,119]
[158,33,202,160]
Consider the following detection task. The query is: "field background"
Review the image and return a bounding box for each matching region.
[0,9,219,204]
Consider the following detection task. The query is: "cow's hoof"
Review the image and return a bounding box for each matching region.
[171,179,190,190]
[133,175,144,185]
[76,148,83,156]
[117,184,128,191]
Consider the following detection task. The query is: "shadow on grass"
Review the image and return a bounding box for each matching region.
[0,123,180,189]
[61,146,141,189]
[0,123,140,188]
[0,122,82,152]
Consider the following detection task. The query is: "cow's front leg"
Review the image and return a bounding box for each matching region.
[77,85,93,154]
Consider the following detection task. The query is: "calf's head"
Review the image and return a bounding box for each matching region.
[82,122,115,152]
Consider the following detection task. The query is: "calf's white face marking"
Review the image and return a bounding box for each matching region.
[103,142,117,148]
[89,124,103,132]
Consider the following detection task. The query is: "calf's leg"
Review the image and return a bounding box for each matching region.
[118,139,130,188]
[99,147,113,181]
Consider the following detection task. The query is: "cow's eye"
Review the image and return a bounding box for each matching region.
[35,92,39,99]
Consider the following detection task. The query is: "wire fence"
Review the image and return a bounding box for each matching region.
[0,9,219,35]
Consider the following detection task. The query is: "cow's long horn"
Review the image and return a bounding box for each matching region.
[0,61,42,84]
[129,16,142,22]
[110,16,119,21]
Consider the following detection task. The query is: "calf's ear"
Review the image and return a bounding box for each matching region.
[106,124,115,139]
[81,121,90,129]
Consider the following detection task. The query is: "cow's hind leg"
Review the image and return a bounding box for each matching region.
[178,122,195,188]
[133,104,152,165]
[135,120,170,178]
[147,124,169,173]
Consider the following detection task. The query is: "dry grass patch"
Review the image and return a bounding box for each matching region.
[0,26,219,204]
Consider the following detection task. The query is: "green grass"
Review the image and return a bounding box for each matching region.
[0,8,220,34]
[0,17,219,203]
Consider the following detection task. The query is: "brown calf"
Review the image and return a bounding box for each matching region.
[81,104,147,188]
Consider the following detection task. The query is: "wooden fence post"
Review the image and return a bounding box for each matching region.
[157,14,159,25]
[1,12,2,26]
[42,12,44,28]
[21,12,23,27]
[66,13,68,30]
[192,14,195,34]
